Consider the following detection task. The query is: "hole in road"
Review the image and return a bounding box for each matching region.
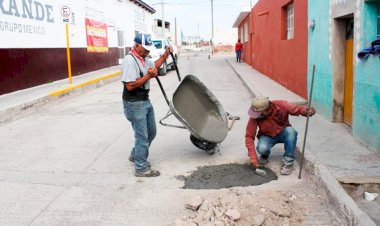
[178,163,278,189]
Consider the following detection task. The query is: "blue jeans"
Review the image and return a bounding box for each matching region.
[236,51,241,62]
[123,100,156,172]
[256,127,298,165]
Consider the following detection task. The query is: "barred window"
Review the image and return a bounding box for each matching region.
[244,22,249,42]
[287,4,294,39]
[240,28,244,42]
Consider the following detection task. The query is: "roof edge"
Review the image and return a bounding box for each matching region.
[129,0,156,14]
[232,11,250,28]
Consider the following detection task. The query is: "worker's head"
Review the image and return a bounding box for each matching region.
[134,33,155,58]
[248,96,271,119]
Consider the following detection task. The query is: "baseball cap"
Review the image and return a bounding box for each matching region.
[134,33,156,52]
[248,96,270,118]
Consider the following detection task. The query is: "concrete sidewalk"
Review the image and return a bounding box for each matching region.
[0,66,121,124]
[226,57,379,225]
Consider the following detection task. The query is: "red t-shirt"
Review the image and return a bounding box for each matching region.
[245,100,309,161]
[235,42,243,51]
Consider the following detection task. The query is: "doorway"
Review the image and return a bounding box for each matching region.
[343,19,354,126]
[332,15,355,127]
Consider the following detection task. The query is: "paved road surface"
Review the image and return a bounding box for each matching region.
[0,52,338,225]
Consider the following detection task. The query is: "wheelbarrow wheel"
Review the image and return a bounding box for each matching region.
[190,134,217,155]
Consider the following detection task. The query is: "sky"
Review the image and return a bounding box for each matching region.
[143,0,258,44]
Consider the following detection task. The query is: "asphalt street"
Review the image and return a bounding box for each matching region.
[0,52,338,225]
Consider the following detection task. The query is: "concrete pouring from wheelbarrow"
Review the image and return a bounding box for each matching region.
[177,164,278,189]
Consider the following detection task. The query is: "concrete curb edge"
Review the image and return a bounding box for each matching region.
[298,150,376,226]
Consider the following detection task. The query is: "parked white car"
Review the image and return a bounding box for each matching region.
[150,38,178,75]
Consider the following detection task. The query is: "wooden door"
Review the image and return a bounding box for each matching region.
[343,38,354,126]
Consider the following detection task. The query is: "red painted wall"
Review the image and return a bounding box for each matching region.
[239,15,252,65]
[251,0,308,98]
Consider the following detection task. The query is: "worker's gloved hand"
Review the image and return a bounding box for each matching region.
[250,158,259,170]
[307,107,316,116]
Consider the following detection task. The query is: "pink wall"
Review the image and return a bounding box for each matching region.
[250,0,308,98]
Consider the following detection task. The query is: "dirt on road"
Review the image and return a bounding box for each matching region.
[173,162,341,226]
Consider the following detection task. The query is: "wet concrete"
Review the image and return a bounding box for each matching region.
[178,164,278,189]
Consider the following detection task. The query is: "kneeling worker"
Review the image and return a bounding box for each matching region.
[245,96,316,175]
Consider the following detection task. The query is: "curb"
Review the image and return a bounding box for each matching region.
[48,72,120,97]
[225,59,256,98]
[0,71,120,124]
[227,59,376,226]
[297,150,376,226]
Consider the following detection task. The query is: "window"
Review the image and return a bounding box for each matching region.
[152,40,162,49]
[287,4,294,39]
[244,23,249,42]
[240,28,244,42]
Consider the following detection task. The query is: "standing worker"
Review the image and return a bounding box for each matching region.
[235,39,243,63]
[245,96,316,175]
[121,33,171,177]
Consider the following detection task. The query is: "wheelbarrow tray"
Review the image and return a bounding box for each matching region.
[169,74,228,143]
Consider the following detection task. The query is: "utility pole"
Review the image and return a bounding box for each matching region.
[197,23,200,40]
[175,17,177,46]
[161,0,165,38]
[211,0,214,55]
[197,22,200,45]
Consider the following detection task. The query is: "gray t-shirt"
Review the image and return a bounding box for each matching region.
[121,54,155,89]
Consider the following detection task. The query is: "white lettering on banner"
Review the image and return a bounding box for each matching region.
[0,0,54,23]
[86,25,106,38]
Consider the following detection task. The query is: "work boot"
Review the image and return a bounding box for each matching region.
[129,156,151,167]
[259,156,268,168]
[280,164,293,175]
[134,168,160,177]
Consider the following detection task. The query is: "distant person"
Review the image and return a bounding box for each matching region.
[235,39,243,62]
[121,33,171,177]
[245,96,316,175]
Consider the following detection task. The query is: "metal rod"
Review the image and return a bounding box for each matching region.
[159,110,186,129]
[298,65,316,179]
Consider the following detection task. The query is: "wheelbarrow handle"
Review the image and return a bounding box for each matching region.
[155,48,181,107]
[155,77,170,106]
[227,114,240,131]
[170,51,181,82]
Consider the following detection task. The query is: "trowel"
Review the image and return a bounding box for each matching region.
[254,168,269,179]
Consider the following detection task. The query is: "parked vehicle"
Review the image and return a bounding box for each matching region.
[151,38,178,75]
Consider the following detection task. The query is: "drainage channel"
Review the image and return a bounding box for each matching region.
[177,163,278,189]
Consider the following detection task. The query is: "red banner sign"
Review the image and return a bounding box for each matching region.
[85,18,108,52]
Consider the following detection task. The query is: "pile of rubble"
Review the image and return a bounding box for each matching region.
[174,189,305,226]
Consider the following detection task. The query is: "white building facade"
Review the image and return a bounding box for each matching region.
[0,0,156,94]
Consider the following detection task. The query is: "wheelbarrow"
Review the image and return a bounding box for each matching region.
[155,53,240,155]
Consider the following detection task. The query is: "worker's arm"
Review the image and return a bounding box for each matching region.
[245,118,259,168]
[125,67,158,91]
[283,101,316,117]
[154,46,171,69]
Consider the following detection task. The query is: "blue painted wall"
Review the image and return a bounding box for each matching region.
[354,2,380,151]
[308,0,333,120]
[308,0,380,151]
